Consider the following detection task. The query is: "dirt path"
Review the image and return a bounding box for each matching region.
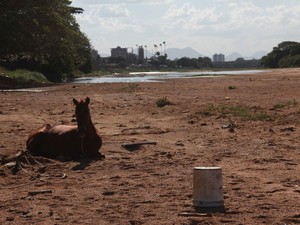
[0,68,300,224]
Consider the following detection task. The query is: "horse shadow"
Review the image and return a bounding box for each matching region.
[47,152,105,171]
[71,159,91,171]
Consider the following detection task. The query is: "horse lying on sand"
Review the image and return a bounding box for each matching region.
[26,97,104,160]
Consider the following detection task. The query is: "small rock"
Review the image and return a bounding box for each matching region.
[280,127,295,132]
[188,120,195,124]
[6,216,14,221]
[175,141,184,147]
[102,191,115,196]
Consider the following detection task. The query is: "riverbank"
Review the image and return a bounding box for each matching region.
[0,68,51,89]
[0,68,299,224]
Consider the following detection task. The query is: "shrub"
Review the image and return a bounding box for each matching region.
[201,103,271,121]
[228,85,237,90]
[5,69,49,83]
[273,99,297,109]
[156,97,171,107]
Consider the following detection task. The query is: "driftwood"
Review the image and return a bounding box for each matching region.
[121,141,157,151]
[1,150,52,165]
[1,150,55,175]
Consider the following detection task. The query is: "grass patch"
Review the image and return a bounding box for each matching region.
[228,85,237,90]
[128,83,141,92]
[2,68,49,83]
[156,97,172,107]
[200,103,271,121]
[121,83,141,92]
[273,99,297,109]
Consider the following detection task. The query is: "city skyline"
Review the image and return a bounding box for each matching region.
[71,0,300,57]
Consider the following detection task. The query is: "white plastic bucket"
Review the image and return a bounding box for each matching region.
[193,167,224,207]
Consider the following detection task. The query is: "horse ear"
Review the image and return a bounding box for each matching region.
[73,98,79,105]
[85,97,90,105]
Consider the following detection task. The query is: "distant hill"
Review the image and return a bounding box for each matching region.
[226,52,243,61]
[226,51,268,61]
[166,47,203,60]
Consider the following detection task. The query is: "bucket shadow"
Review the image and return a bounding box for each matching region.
[194,206,226,214]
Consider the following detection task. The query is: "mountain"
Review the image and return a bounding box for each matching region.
[226,52,243,61]
[226,51,268,61]
[166,47,203,60]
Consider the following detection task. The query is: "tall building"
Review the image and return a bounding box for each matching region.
[138,46,144,60]
[111,46,128,59]
[213,54,225,62]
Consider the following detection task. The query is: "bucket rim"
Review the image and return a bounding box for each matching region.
[194,166,221,170]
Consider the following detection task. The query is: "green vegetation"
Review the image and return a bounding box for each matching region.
[5,69,49,84]
[200,103,271,121]
[228,85,237,90]
[156,97,172,107]
[0,0,92,82]
[128,84,141,92]
[273,99,297,109]
[122,84,141,92]
[176,57,212,68]
[262,41,300,68]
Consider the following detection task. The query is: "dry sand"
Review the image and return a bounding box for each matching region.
[0,68,300,224]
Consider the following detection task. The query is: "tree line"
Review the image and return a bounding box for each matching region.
[261,41,300,68]
[0,0,92,82]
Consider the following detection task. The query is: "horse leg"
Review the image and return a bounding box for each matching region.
[83,136,104,159]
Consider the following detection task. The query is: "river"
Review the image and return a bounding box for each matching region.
[73,70,266,84]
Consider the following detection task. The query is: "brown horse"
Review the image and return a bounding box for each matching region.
[26,97,104,160]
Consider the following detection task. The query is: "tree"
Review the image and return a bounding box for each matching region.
[144,45,148,59]
[198,57,212,68]
[262,41,300,68]
[154,44,158,57]
[163,41,166,56]
[177,57,193,67]
[0,0,91,81]
[159,43,162,55]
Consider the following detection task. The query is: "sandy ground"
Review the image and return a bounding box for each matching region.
[0,68,300,225]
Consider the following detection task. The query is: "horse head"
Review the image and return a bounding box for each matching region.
[73,97,91,138]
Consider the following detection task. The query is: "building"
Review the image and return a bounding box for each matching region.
[213,54,225,62]
[111,46,128,59]
[138,46,144,60]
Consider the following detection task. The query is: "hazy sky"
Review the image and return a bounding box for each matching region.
[71,0,300,57]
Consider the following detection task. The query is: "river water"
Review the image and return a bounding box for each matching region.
[73,70,266,84]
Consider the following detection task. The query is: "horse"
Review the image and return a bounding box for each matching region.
[26,97,104,160]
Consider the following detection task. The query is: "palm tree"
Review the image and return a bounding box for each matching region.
[163,41,166,56]
[144,45,148,59]
[159,43,162,55]
[154,44,158,57]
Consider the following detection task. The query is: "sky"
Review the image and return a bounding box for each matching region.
[71,0,300,58]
